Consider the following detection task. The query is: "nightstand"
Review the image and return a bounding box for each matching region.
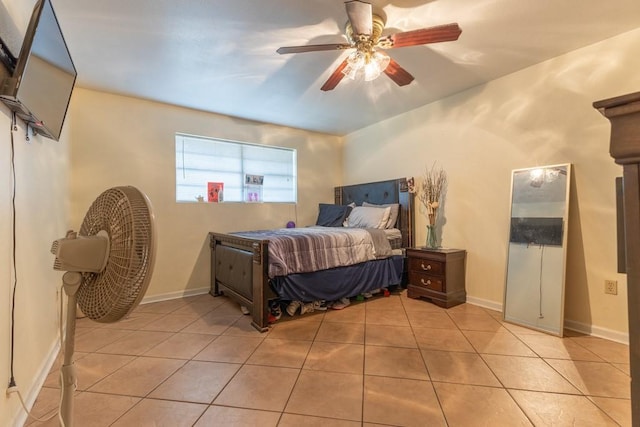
[406,247,466,308]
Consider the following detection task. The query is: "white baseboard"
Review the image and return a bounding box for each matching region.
[465,295,503,313]
[465,296,629,344]
[11,339,60,427]
[564,318,629,345]
[140,286,210,305]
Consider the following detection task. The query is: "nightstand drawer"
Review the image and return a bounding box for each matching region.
[409,272,444,292]
[409,257,444,275]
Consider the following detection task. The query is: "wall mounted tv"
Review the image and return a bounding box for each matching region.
[0,0,76,141]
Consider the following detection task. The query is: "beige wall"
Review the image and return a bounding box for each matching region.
[0,105,71,426]
[68,88,343,300]
[344,28,640,340]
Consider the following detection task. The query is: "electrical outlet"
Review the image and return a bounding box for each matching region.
[605,280,618,295]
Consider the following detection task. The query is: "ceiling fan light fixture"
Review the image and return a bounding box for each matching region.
[364,50,390,81]
[342,49,390,82]
[276,0,461,91]
[342,51,365,80]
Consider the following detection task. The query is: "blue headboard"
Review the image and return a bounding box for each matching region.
[335,178,414,248]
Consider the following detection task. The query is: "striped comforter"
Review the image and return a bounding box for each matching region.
[232,227,393,278]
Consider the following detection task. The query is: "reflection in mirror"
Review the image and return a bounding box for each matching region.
[503,164,571,336]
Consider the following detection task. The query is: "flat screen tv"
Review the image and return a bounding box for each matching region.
[0,0,76,141]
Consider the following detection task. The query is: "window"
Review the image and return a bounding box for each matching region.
[175,133,297,203]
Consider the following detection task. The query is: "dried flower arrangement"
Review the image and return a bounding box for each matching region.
[408,163,447,248]
[408,163,447,225]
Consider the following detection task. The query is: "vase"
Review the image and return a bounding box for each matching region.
[426,224,438,249]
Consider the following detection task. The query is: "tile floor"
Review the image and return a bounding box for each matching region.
[26,290,631,426]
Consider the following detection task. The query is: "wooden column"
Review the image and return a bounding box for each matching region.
[594,91,640,426]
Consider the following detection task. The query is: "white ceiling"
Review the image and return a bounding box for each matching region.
[47,0,640,135]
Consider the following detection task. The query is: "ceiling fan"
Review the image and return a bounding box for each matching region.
[276,0,462,91]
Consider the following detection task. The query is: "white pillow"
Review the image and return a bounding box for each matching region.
[344,206,391,229]
[363,202,400,229]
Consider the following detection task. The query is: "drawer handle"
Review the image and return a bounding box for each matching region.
[420,262,432,271]
[421,278,432,286]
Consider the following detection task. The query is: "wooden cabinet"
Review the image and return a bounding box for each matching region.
[406,248,466,308]
[593,91,640,424]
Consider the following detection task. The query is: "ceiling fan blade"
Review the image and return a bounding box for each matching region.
[320,59,349,91]
[277,43,352,54]
[381,23,462,49]
[345,0,373,37]
[383,59,414,86]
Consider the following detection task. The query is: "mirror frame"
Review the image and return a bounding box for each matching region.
[503,163,572,336]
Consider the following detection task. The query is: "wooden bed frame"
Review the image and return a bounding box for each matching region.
[209,177,415,331]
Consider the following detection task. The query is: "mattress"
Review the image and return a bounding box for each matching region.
[232,226,394,278]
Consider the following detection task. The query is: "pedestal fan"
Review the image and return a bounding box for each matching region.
[50,186,156,426]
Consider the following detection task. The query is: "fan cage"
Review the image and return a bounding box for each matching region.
[51,240,61,269]
[77,186,155,323]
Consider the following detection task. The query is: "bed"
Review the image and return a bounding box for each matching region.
[209,177,415,331]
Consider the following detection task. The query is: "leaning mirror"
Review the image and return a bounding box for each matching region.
[503,164,571,336]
